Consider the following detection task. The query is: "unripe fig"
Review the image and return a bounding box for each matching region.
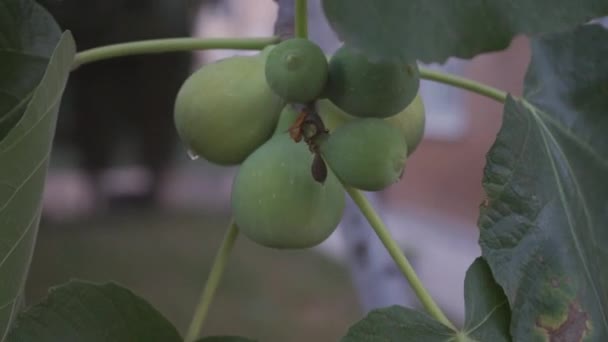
[272,105,300,136]
[231,134,345,249]
[319,118,408,191]
[318,94,426,155]
[316,99,350,131]
[174,52,284,165]
[325,44,420,118]
[385,94,425,156]
[265,38,328,103]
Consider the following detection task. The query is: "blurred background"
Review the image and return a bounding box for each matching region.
[31,0,530,341]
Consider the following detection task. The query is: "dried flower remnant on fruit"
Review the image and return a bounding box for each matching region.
[311,152,328,183]
[286,103,330,184]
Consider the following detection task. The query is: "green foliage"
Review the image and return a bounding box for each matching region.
[7,281,182,342]
[479,24,608,341]
[231,133,345,249]
[4,0,608,340]
[173,52,284,165]
[0,17,75,339]
[320,118,407,191]
[196,337,257,342]
[342,306,454,342]
[341,258,511,341]
[265,38,329,103]
[325,44,419,118]
[322,0,608,62]
[0,0,61,140]
[462,258,511,341]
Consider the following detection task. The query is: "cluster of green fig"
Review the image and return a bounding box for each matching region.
[173,38,425,250]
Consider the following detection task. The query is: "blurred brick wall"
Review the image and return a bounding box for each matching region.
[385,36,531,226]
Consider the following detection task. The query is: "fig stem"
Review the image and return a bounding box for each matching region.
[419,67,508,104]
[72,36,279,70]
[185,220,240,342]
[295,0,308,38]
[345,187,457,331]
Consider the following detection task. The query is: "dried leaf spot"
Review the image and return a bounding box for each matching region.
[538,255,545,264]
[536,301,591,342]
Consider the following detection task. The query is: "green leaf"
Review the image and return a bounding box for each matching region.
[0,26,75,342]
[0,0,62,139]
[321,0,608,63]
[479,24,608,341]
[196,337,257,342]
[463,258,511,341]
[341,257,510,341]
[340,305,454,342]
[6,280,182,342]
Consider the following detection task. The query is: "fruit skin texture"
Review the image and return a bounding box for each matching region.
[320,118,408,191]
[318,94,425,156]
[325,44,420,118]
[174,51,284,165]
[265,38,329,103]
[231,133,345,249]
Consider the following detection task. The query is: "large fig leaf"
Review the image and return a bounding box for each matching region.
[340,257,510,341]
[321,0,608,63]
[0,0,61,139]
[479,24,608,341]
[0,18,74,342]
[196,337,257,342]
[462,258,511,341]
[340,305,453,342]
[7,281,182,341]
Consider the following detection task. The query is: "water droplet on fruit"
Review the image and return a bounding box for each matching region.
[187,149,200,161]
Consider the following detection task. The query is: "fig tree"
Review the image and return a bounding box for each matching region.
[174,51,284,165]
[325,44,420,118]
[319,118,408,191]
[318,94,426,155]
[265,38,328,103]
[231,133,345,249]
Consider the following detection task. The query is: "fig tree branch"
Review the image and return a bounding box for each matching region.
[185,221,240,342]
[72,37,279,70]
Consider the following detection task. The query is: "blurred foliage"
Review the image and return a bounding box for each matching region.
[27,211,361,342]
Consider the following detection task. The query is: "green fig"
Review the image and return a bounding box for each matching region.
[318,94,426,155]
[385,94,425,156]
[316,99,350,132]
[174,52,284,165]
[272,105,300,136]
[265,38,328,103]
[325,44,420,118]
[231,134,345,249]
[320,118,408,191]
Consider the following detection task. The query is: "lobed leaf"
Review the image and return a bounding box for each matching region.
[340,257,511,341]
[7,281,182,341]
[321,0,608,63]
[479,24,608,341]
[0,17,75,340]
